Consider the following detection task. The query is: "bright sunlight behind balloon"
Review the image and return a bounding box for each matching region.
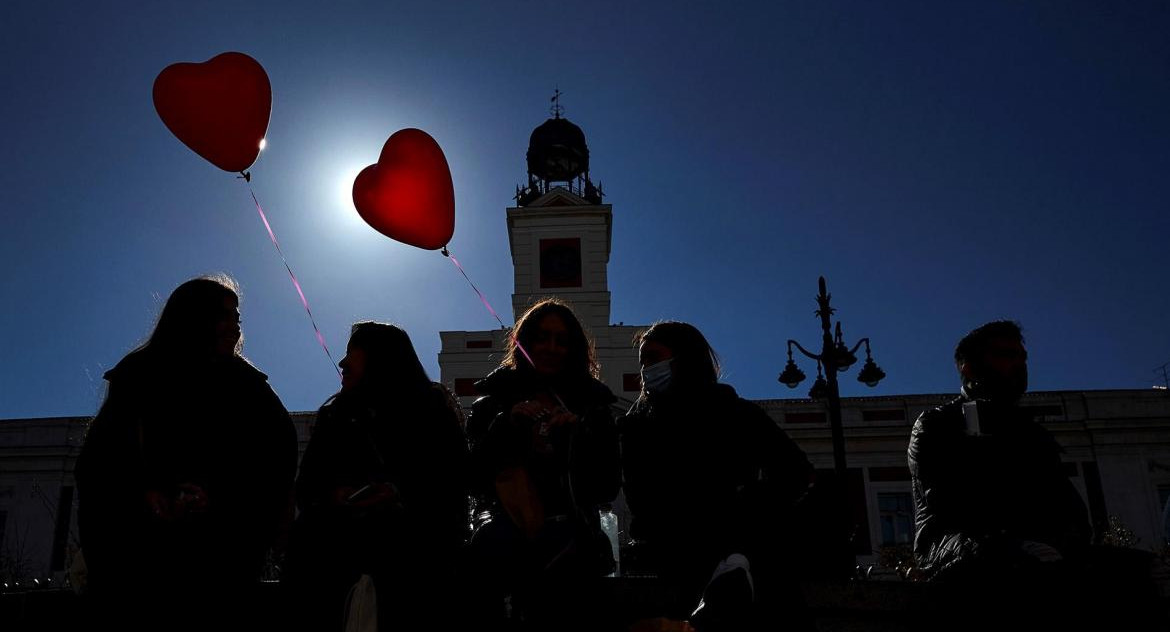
[339,165,365,219]
[259,138,267,151]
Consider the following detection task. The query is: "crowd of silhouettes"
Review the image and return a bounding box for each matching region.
[74,276,1164,632]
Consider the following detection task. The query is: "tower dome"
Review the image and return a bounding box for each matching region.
[526,115,589,183]
[515,91,602,206]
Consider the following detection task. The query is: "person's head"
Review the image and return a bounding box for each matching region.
[339,322,430,394]
[144,275,242,359]
[954,320,1028,401]
[503,299,597,380]
[635,321,721,396]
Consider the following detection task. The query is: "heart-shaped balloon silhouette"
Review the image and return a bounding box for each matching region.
[352,129,455,250]
[153,52,271,174]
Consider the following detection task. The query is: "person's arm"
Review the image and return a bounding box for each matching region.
[294,406,340,513]
[716,398,813,563]
[908,409,993,579]
[564,401,622,508]
[743,399,812,504]
[75,380,147,578]
[466,394,518,499]
[401,387,470,549]
[257,385,297,550]
[618,410,649,530]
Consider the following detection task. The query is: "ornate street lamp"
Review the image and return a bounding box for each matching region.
[778,276,886,476]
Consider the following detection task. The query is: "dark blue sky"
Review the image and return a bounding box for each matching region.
[2,1,1168,418]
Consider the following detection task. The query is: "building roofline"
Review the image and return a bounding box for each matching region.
[756,388,1170,406]
[3,389,1164,422]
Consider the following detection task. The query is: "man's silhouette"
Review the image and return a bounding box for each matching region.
[909,320,1090,581]
[908,321,1161,629]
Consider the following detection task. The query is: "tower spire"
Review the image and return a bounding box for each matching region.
[550,87,564,119]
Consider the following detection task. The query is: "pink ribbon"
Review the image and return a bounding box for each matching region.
[250,188,342,380]
[444,248,536,369]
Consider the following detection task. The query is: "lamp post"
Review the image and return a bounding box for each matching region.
[778,276,886,477]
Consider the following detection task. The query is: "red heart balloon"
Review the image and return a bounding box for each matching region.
[352,129,455,250]
[153,52,271,174]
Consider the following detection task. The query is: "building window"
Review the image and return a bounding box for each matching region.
[623,373,642,392]
[785,411,826,424]
[1023,404,1064,420]
[878,492,914,546]
[539,238,582,288]
[466,340,492,349]
[453,378,479,397]
[862,409,905,422]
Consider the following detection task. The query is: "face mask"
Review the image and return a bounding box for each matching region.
[641,359,673,395]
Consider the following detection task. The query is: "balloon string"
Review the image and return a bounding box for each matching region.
[249,188,342,381]
[442,248,539,373]
[443,248,568,410]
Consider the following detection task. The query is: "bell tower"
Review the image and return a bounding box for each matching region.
[439,96,643,407]
[508,91,611,331]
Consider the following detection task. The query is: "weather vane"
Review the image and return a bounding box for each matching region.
[550,87,564,119]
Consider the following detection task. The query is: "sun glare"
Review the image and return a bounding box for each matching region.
[259,138,267,151]
[339,165,363,215]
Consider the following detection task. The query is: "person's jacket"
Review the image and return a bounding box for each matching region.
[466,367,621,526]
[294,382,469,560]
[908,396,1091,581]
[75,349,296,588]
[621,383,812,580]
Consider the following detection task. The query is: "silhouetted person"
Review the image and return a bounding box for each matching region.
[284,322,467,632]
[465,299,621,631]
[75,275,297,632]
[909,320,1161,629]
[620,322,812,631]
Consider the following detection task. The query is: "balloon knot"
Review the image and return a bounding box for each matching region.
[238,171,252,182]
[441,247,450,257]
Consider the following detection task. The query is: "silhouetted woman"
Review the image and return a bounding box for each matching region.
[286,322,467,632]
[75,275,297,631]
[466,298,621,631]
[620,321,812,630]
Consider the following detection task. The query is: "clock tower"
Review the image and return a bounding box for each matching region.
[438,98,644,407]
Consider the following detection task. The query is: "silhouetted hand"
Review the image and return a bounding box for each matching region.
[545,408,579,429]
[511,400,551,424]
